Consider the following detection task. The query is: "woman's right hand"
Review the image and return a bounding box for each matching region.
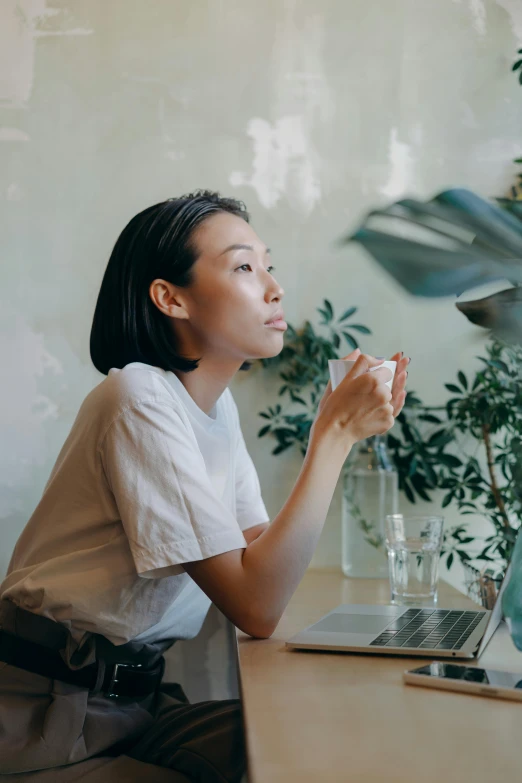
[311,352,397,452]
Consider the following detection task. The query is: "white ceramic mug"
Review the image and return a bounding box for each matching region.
[328,359,397,391]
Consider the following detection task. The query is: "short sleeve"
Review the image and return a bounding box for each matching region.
[100,400,247,578]
[234,426,270,532]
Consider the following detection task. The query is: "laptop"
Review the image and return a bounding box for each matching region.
[285,562,511,659]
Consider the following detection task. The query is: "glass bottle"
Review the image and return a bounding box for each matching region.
[341,435,399,578]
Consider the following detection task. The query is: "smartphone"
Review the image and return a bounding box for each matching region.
[403,661,522,702]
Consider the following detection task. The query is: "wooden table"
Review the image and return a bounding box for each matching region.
[235,568,522,783]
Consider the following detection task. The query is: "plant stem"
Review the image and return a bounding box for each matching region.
[482,423,511,530]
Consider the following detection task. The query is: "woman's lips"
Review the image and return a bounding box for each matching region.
[265,319,287,330]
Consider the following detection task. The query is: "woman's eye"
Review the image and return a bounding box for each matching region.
[236,264,276,274]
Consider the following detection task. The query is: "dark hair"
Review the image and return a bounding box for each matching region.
[90,189,253,375]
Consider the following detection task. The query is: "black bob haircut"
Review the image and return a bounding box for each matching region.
[90,189,253,376]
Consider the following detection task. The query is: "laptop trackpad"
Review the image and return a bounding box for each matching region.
[312,614,392,634]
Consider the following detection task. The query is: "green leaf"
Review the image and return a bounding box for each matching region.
[272,443,292,456]
[323,299,334,321]
[463,463,475,479]
[457,371,468,390]
[349,225,511,297]
[409,455,418,477]
[346,188,522,342]
[445,384,462,394]
[258,425,271,437]
[259,412,271,419]
[273,426,298,439]
[316,309,328,322]
[486,358,510,373]
[290,393,307,406]
[428,429,453,447]
[439,454,463,468]
[456,288,522,342]
[342,332,359,350]
[447,552,454,570]
[339,306,357,321]
[418,414,442,424]
[349,324,371,334]
[333,332,341,349]
[512,59,522,71]
[410,473,432,501]
[422,459,438,487]
[442,492,454,508]
[403,478,415,503]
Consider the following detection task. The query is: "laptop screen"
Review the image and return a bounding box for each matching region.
[476,561,512,657]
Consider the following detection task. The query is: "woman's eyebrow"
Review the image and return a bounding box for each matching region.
[218,243,271,256]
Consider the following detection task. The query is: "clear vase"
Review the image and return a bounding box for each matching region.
[342,435,399,578]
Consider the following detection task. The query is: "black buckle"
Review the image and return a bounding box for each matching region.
[105,662,143,699]
[103,657,165,700]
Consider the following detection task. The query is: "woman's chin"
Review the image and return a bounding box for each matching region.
[243,343,284,363]
[262,344,285,359]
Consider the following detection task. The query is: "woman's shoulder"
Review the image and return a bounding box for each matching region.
[87,362,181,423]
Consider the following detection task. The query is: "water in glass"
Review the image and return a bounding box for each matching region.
[387,539,440,604]
[385,515,444,605]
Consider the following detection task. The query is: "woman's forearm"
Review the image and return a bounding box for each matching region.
[241,431,352,635]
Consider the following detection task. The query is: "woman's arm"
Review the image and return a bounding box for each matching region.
[183,353,408,638]
[183,431,350,637]
[243,523,269,546]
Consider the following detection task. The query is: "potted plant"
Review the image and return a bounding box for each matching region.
[256,300,521,601]
[341,176,522,606]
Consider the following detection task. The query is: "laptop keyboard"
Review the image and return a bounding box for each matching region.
[369,608,485,650]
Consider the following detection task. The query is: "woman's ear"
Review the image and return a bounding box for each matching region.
[149,279,189,320]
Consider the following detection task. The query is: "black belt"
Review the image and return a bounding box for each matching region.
[0,630,164,699]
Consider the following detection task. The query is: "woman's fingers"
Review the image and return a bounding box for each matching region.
[341,348,361,361]
[391,356,409,388]
[392,388,407,418]
[318,348,361,415]
[390,354,410,417]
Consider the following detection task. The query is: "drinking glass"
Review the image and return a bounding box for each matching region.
[385,515,444,605]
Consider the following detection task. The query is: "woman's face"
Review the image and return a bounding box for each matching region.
[153,211,287,365]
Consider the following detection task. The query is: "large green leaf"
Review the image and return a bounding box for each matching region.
[346,188,522,341]
[436,189,522,256]
[456,287,522,341]
[387,192,522,257]
[496,199,522,223]
[349,228,508,297]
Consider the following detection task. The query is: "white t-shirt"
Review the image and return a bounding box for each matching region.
[0,363,270,647]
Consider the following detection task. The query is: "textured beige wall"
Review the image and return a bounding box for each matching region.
[2,2,522,693]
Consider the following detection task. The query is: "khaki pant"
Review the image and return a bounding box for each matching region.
[0,664,246,782]
[0,603,247,782]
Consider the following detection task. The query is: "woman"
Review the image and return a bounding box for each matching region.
[0,190,408,782]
